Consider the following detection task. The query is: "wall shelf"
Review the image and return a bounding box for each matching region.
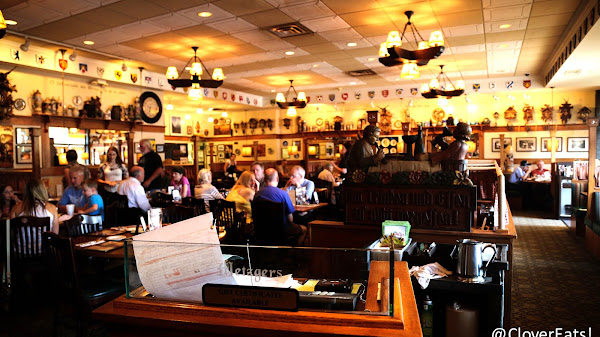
[0,114,164,133]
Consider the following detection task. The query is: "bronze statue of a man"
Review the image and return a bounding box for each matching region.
[347,125,385,172]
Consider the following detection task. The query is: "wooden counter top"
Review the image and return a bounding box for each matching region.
[93,262,422,337]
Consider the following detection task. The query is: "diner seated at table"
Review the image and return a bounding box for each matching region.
[10,179,60,234]
[251,162,265,188]
[317,162,341,187]
[58,165,87,213]
[118,166,151,212]
[170,166,191,199]
[62,149,90,188]
[225,171,258,223]
[509,160,532,184]
[255,168,306,246]
[194,169,224,213]
[284,165,315,203]
[1,185,20,218]
[77,179,104,221]
[530,160,550,178]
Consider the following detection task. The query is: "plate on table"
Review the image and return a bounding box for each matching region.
[106,235,127,241]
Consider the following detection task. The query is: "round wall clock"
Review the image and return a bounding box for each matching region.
[316,118,323,126]
[73,96,83,106]
[14,98,26,111]
[139,91,162,124]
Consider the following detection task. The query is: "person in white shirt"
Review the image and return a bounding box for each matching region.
[118,166,151,212]
[317,162,340,187]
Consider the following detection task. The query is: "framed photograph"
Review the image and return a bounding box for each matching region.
[214,124,231,136]
[516,137,536,152]
[257,144,266,157]
[156,144,165,153]
[171,116,181,135]
[491,138,512,152]
[217,144,225,151]
[15,128,31,144]
[16,145,32,164]
[186,125,193,136]
[541,137,562,152]
[567,137,589,152]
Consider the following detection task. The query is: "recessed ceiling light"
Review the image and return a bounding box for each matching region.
[347,42,357,47]
[208,117,214,123]
[350,82,357,85]
[221,111,228,117]
[499,44,509,48]
[367,57,376,61]
[312,64,320,68]
[285,51,295,56]
[197,108,204,114]
[271,89,276,92]
[185,66,191,70]
[5,20,17,25]
[499,24,511,29]
[198,11,212,17]
[83,40,94,45]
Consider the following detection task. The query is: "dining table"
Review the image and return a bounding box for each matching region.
[294,202,328,212]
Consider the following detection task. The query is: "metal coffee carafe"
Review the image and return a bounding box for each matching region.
[453,239,496,283]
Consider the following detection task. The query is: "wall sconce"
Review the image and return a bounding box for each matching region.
[242,146,253,157]
[20,38,31,52]
[240,122,248,134]
[266,119,273,130]
[283,118,291,129]
[288,145,299,156]
[308,145,317,156]
[58,153,67,165]
[466,141,476,153]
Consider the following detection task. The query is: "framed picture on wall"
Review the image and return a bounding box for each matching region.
[516,137,536,152]
[541,137,562,152]
[186,126,193,136]
[567,137,589,152]
[491,138,512,152]
[156,144,165,153]
[16,145,32,164]
[171,116,182,135]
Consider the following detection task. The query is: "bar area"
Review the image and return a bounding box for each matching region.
[1,1,600,336]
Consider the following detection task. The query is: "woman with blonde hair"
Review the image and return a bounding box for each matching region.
[194,168,224,212]
[10,179,60,234]
[225,171,258,223]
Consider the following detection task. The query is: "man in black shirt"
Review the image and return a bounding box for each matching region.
[138,139,164,192]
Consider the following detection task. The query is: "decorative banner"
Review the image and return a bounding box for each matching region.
[523,80,531,89]
[79,64,88,73]
[222,92,227,100]
[382,89,389,98]
[246,97,250,104]
[58,59,68,70]
[130,73,137,83]
[97,67,104,77]
[239,95,243,102]
[10,49,20,61]
[342,93,348,100]
[355,92,361,99]
[115,70,122,80]
[36,54,45,65]
[145,76,152,84]
[317,95,323,102]
[489,82,496,90]
[368,91,375,98]
[473,83,480,92]
[506,81,514,89]
[396,89,403,96]
[410,88,418,95]
[231,94,235,101]
[329,94,335,101]
[253,99,258,105]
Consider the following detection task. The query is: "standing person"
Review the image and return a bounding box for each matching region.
[531,160,549,177]
[1,185,20,218]
[138,139,164,192]
[58,165,87,213]
[509,160,532,184]
[78,179,104,221]
[97,146,129,193]
[170,166,191,198]
[10,179,59,235]
[194,169,224,213]
[62,149,90,188]
[284,166,315,203]
[226,171,258,223]
[224,154,240,177]
[250,162,265,188]
[118,166,151,212]
[255,169,306,246]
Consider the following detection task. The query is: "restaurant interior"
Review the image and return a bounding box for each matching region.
[0,0,599,336]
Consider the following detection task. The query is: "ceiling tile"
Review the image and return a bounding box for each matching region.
[279,1,335,21]
[76,7,137,27]
[430,0,483,14]
[484,19,528,33]
[436,10,484,27]
[320,0,379,15]
[345,47,378,58]
[450,44,486,54]
[144,0,209,11]
[283,34,330,47]
[485,30,526,43]
[105,0,170,20]
[255,39,296,51]
[145,13,199,30]
[527,13,572,29]
[483,4,532,21]
[443,24,484,37]
[339,8,390,28]
[354,23,398,37]
[232,29,278,43]
[176,3,236,23]
[524,25,566,39]
[530,0,580,16]
[298,42,341,54]
[8,3,67,25]
[301,15,350,33]
[213,0,275,16]
[35,0,99,15]
[173,25,226,38]
[332,38,372,50]
[207,17,257,34]
[521,36,556,48]
[318,28,362,43]
[482,0,533,8]
[24,17,109,41]
[446,34,486,47]
[112,21,167,40]
[97,44,144,57]
[241,9,295,28]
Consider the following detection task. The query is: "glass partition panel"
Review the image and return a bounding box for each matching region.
[124,241,395,316]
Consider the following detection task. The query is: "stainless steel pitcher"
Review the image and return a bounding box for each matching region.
[454,239,497,283]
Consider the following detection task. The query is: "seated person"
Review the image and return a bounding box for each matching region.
[118,166,151,212]
[170,166,191,199]
[226,171,258,223]
[1,185,20,218]
[62,149,90,188]
[10,179,60,235]
[284,165,315,203]
[78,179,104,221]
[509,160,532,184]
[276,159,290,178]
[58,165,87,213]
[195,169,225,213]
[255,168,307,246]
[317,162,340,187]
[530,160,549,178]
[251,162,265,188]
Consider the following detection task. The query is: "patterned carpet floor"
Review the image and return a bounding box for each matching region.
[511,210,600,332]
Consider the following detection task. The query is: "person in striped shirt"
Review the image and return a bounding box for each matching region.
[194,168,224,213]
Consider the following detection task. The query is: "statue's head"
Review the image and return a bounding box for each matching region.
[453,122,472,141]
[363,125,381,145]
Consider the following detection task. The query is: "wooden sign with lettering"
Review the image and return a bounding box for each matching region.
[341,185,476,231]
[203,284,299,311]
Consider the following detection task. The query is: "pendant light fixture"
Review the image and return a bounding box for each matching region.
[166,46,225,89]
[420,65,464,99]
[276,80,307,110]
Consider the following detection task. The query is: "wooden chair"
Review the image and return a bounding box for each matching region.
[162,205,196,224]
[251,200,294,246]
[182,197,207,216]
[65,215,102,238]
[98,190,128,208]
[150,192,173,208]
[313,179,332,203]
[209,199,236,230]
[10,216,52,263]
[43,232,123,337]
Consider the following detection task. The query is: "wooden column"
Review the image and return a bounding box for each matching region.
[126,132,135,170]
[587,118,598,216]
[30,127,41,180]
[40,126,51,168]
[499,134,505,172]
[208,143,214,168]
[192,136,199,183]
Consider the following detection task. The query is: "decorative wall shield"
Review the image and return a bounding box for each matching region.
[355,92,361,99]
[97,67,104,76]
[317,95,323,102]
[342,93,348,100]
[36,55,45,65]
[214,90,218,98]
[115,70,122,80]
[368,91,375,98]
[203,88,209,96]
[382,90,389,97]
[222,92,227,100]
[489,82,496,90]
[523,80,531,88]
[130,73,137,83]
[231,94,236,101]
[79,64,88,73]
[145,76,152,84]
[472,84,480,92]
[505,81,514,89]
[410,88,418,95]
[396,89,403,96]
[329,94,335,101]
[10,49,20,61]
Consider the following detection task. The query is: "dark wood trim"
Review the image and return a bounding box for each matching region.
[0,115,164,133]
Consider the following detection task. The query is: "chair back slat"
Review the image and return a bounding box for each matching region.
[162,205,196,224]
[10,216,52,261]
[209,199,236,228]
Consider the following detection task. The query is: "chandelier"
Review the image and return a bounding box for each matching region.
[378,10,445,74]
[420,65,465,99]
[275,80,307,116]
[166,46,224,99]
